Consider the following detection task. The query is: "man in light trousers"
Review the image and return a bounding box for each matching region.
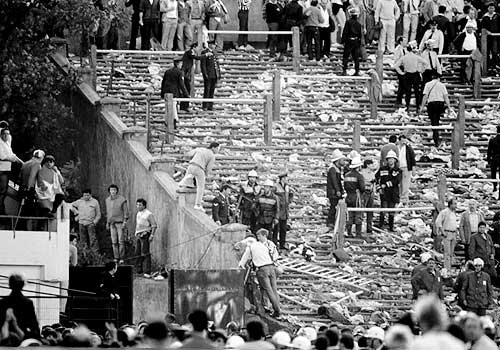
[435,198,458,271]
[375,0,400,53]
[402,0,420,45]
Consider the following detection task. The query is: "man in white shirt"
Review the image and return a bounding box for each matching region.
[435,198,458,270]
[238,228,281,318]
[419,20,444,53]
[402,0,420,44]
[453,20,478,82]
[375,0,400,53]
[0,128,23,215]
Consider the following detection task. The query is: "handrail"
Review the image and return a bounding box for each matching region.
[463,100,500,106]
[282,74,370,81]
[346,206,434,212]
[437,54,470,59]
[172,97,265,104]
[359,124,453,130]
[206,30,293,35]
[446,178,500,183]
[96,49,179,55]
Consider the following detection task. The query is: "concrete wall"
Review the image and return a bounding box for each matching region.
[0,205,70,326]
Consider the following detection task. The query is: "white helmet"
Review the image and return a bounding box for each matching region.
[248,170,258,178]
[225,335,245,349]
[272,330,292,347]
[386,150,398,160]
[291,336,311,350]
[366,326,385,341]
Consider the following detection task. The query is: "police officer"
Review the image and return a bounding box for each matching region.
[212,184,232,225]
[344,157,365,237]
[238,170,261,232]
[375,150,402,232]
[200,40,221,111]
[274,172,293,250]
[341,7,362,76]
[254,179,280,240]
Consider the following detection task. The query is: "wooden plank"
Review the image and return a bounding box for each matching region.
[352,120,361,152]
[292,26,301,73]
[481,29,488,78]
[458,95,466,147]
[165,94,175,144]
[263,94,273,145]
[273,70,281,121]
[451,122,460,169]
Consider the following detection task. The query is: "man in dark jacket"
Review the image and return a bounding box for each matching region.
[397,135,416,204]
[280,0,303,53]
[200,41,221,111]
[254,179,280,238]
[98,261,120,300]
[161,58,189,99]
[341,7,362,75]
[480,3,500,72]
[139,0,161,50]
[212,184,232,225]
[454,260,474,308]
[411,255,444,299]
[460,257,493,316]
[469,221,496,278]
[344,157,365,237]
[375,150,402,232]
[238,170,261,232]
[453,21,480,83]
[274,172,293,249]
[0,274,40,339]
[487,125,500,195]
[126,0,141,50]
[432,6,454,53]
[265,0,284,59]
[180,44,200,112]
[327,149,348,227]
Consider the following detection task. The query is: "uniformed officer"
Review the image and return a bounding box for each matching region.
[274,172,294,250]
[238,170,261,232]
[254,179,280,240]
[375,150,402,232]
[344,157,365,237]
[212,184,232,225]
[341,7,362,76]
[200,40,221,111]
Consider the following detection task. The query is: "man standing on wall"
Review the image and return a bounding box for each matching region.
[139,0,161,50]
[106,184,129,263]
[135,198,157,277]
[0,128,23,215]
[200,41,221,111]
[71,189,102,253]
[205,0,228,52]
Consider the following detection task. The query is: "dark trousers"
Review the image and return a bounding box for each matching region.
[180,69,193,110]
[342,40,360,73]
[319,27,331,57]
[305,26,321,61]
[379,200,396,230]
[268,22,280,56]
[129,15,140,50]
[135,234,151,274]
[487,37,499,71]
[202,78,217,110]
[427,101,445,146]
[396,73,405,104]
[140,20,160,50]
[491,162,500,191]
[0,171,9,215]
[79,223,99,252]
[273,219,288,249]
[241,210,257,233]
[362,191,374,233]
[328,197,339,226]
[238,10,249,46]
[460,49,473,82]
[403,72,421,110]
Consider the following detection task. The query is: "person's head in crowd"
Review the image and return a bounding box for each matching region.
[366,326,384,349]
[105,260,118,275]
[173,56,183,68]
[271,330,292,349]
[352,325,365,340]
[428,19,437,30]
[478,221,487,234]
[310,0,318,6]
[325,329,339,347]
[62,325,93,347]
[317,325,328,333]
[463,260,474,272]
[188,310,209,333]
[468,199,478,212]
[32,149,45,162]
[389,135,397,144]
[247,170,258,185]
[245,320,266,341]
[70,234,78,247]
[209,141,220,152]
[136,198,147,211]
[298,327,317,342]
[332,149,348,167]
[262,179,274,195]
[398,134,409,146]
[386,150,398,167]
[41,327,59,346]
[143,321,169,347]
[414,294,448,333]
[315,336,329,350]
[108,184,120,198]
[256,228,270,243]
[41,155,56,169]
[208,329,227,349]
[291,335,311,350]
[473,257,484,272]
[207,40,216,50]
[226,335,245,348]
[448,198,456,211]
[384,324,413,349]
[8,273,25,293]
[339,334,355,350]
[220,183,232,197]
[446,323,467,343]
[487,2,496,14]
[463,5,471,14]
[464,314,484,343]
[82,189,92,201]
[438,5,446,14]
[0,128,11,143]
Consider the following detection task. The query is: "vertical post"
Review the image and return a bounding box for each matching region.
[368,75,377,119]
[263,94,273,145]
[165,93,175,144]
[332,200,346,251]
[146,93,151,151]
[272,70,281,121]
[451,122,460,170]
[90,45,97,89]
[481,29,488,77]
[458,94,465,147]
[292,27,300,74]
[352,120,361,152]
[375,50,384,82]
[473,60,481,98]
[437,174,447,211]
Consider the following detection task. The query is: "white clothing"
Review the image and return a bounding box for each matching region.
[462,32,477,51]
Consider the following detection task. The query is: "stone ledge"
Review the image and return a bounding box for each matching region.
[101,110,128,138]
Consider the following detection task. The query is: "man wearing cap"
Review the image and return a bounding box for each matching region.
[411,254,444,299]
[341,7,362,75]
[487,127,500,198]
[327,150,348,227]
[420,71,451,147]
[254,179,280,236]
[375,150,401,232]
[460,257,493,316]
[161,57,189,127]
[453,20,480,83]
[394,42,426,113]
[344,157,365,237]
[435,198,458,270]
[274,173,293,250]
[200,40,221,111]
[365,326,384,350]
[469,221,496,278]
[212,184,232,225]
[480,2,499,73]
[419,20,444,53]
[238,170,261,232]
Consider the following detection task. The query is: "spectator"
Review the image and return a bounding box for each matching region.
[304,0,325,61]
[394,36,406,105]
[0,274,40,340]
[179,43,200,112]
[125,0,141,49]
[105,184,129,263]
[435,198,458,271]
[420,0,439,25]
[458,200,484,261]
[454,260,474,307]
[239,320,274,349]
[327,149,348,227]
[325,328,340,348]
[265,0,284,60]
[420,39,442,86]
[488,211,500,257]
[35,155,65,217]
[181,310,215,348]
[463,314,497,350]
[468,221,496,278]
[379,135,399,166]
[98,261,120,300]
[139,0,161,50]
[190,0,205,45]
[460,258,493,316]
[238,229,281,318]
[374,0,400,53]
[161,57,189,127]
[402,0,420,45]
[365,326,384,349]
[176,0,192,51]
[205,0,228,52]
[212,183,232,225]
[160,0,178,50]
[281,0,304,52]
[487,125,500,198]
[19,149,45,225]
[237,0,252,49]
[69,234,78,267]
[254,179,280,234]
[419,20,444,53]
[419,71,451,147]
[178,142,220,211]
[339,333,355,349]
[453,20,479,84]
[344,156,365,237]
[200,41,221,111]
[480,2,499,73]
[397,135,416,204]
[318,0,334,58]
[375,150,402,232]
[432,5,454,53]
[71,189,102,252]
[0,128,23,215]
[142,321,170,347]
[274,172,293,249]
[360,159,376,234]
[384,325,413,349]
[410,255,444,299]
[342,7,362,75]
[134,198,157,277]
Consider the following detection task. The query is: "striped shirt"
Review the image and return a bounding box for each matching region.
[238,0,251,10]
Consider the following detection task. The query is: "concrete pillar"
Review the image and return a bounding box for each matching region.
[150,157,177,176]
[100,96,126,117]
